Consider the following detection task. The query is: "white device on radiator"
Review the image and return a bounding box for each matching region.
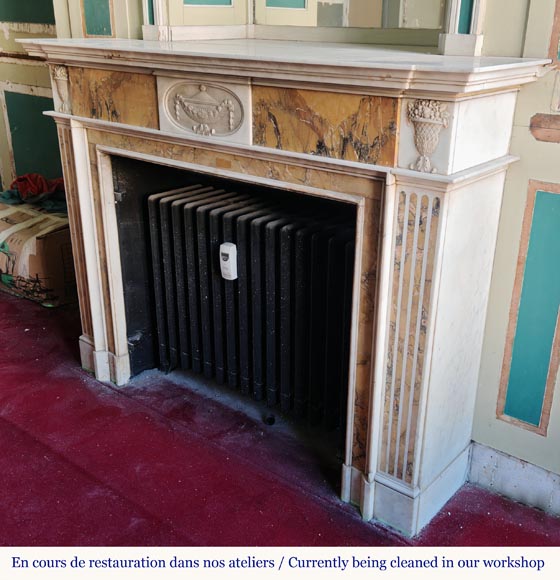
[219,242,238,280]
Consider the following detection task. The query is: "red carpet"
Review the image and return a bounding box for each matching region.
[0,292,559,546]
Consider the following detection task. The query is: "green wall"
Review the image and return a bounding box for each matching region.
[0,1,55,24]
[83,0,113,36]
[266,0,306,7]
[458,0,474,34]
[504,190,560,426]
[184,0,232,5]
[4,92,62,180]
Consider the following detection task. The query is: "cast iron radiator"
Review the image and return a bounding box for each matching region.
[147,182,356,429]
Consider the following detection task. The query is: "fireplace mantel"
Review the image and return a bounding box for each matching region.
[20,37,549,536]
[21,38,549,95]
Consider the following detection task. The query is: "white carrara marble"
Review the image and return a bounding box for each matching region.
[398,92,519,176]
[449,92,518,174]
[419,169,508,489]
[157,76,252,144]
[18,38,549,95]
[22,37,552,538]
[366,165,514,536]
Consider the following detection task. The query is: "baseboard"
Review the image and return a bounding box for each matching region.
[469,442,560,516]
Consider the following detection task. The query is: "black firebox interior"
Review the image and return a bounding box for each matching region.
[113,155,357,450]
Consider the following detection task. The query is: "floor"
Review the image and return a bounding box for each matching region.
[1,292,559,546]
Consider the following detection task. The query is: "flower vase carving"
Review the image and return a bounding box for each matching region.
[407,100,449,173]
[52,65,71,115]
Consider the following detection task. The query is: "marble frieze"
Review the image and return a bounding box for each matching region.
[253,87,399,166]
[68,68,159,129]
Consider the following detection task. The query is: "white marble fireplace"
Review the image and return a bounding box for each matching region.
[20,37,548,536]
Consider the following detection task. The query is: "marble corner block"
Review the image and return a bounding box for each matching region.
[372,168,509,535]
[398,92,518,175]
[252,86,399,166]
[157,76,252,144]
[51,65,72,115]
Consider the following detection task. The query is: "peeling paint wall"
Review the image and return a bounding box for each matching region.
[0,14,58,189]
[0,2,144,189]
[0,22,57,56]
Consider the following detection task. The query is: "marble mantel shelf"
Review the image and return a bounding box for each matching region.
[20,38,550,96]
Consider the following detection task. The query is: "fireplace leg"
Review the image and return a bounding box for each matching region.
[361,166,509,536]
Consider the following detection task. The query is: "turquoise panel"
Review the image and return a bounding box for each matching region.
[184,0,232,5]
[0,1,55,24]
[83,0,113,36]
[4,92,63,180]
[458,0,474,34]
[266,0,306,8]
[147,0,155,24]
[504,191,560,426]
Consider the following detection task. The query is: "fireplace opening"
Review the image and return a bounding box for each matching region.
[113,156,357,460]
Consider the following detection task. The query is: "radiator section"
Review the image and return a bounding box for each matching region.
[148,184,356,430]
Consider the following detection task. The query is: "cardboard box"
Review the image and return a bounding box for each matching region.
[0,203,76,306]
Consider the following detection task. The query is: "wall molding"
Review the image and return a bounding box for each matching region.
[497,179,560,436]
[549,0,560,65]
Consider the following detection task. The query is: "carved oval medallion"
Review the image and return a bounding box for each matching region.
[164,82,244,137]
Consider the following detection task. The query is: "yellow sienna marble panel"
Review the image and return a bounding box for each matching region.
[381,190,441,484]
[253,86,399,167]
[69,68,159,129]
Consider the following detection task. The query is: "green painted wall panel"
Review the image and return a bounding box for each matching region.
[266,0,306,8]
[147,0,155,24]
[83,0,113,36]
[458,0,474,34]
[184,0,232,5]
[4,92,62,180]
[0,1,55,24]
[504,191,560,426]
